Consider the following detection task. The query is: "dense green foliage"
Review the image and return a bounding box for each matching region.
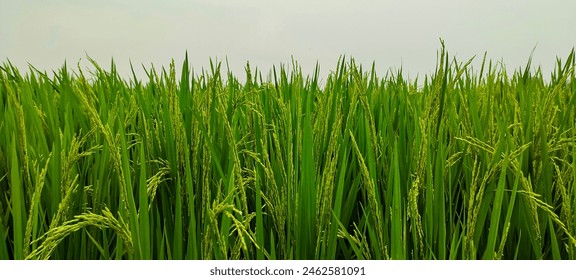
[1,45,576,259]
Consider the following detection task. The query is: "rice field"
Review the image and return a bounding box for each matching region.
[1,45,576,260]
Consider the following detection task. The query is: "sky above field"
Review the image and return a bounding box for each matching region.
[1,0,575,82]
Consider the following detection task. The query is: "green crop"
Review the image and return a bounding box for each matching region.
[1,44,575,259]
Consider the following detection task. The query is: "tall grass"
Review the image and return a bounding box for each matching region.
[1,45,576,259]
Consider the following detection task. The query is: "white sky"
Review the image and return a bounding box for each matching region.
[1,0,575,82]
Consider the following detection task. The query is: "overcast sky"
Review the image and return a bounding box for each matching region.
[1,0,575,82]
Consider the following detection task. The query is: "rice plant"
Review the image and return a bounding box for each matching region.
[1,44,575,259]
